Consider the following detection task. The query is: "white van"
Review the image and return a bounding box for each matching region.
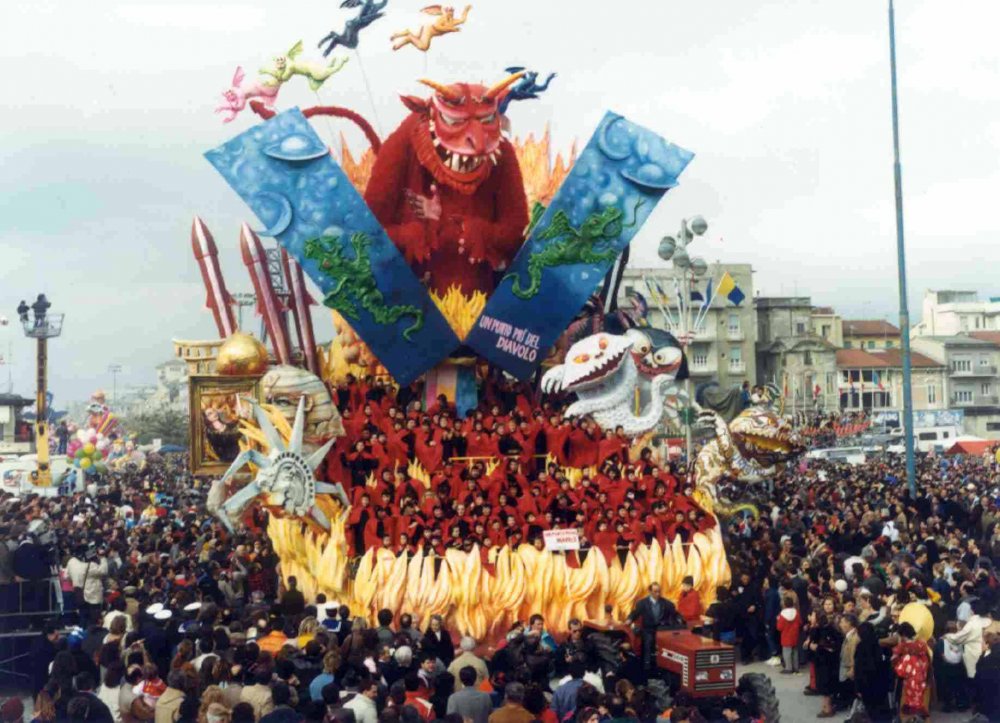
[805,447,867,465]
[914,426,959,454]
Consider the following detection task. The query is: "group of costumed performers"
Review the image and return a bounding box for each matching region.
[326,374,715,564]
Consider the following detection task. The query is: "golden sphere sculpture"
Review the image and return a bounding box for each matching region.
[216,331,269,376]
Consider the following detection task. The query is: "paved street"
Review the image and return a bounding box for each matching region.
[737,662,971,722]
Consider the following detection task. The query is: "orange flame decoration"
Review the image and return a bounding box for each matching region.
[340,133,376,194]
[269,473,730,641]
[512,125,577,208]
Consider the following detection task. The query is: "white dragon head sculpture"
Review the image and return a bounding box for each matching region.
[542,331,686,438]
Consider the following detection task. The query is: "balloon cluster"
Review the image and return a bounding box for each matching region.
[67,429,110,476]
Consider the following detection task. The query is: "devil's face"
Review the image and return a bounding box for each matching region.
[422,84,503,191]
[431,86,502,169]
[403,73,522,193]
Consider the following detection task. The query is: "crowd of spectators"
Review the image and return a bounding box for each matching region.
[714,448,1000,722]
[2,375,1000,722]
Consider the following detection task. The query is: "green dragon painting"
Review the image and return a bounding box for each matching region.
[504,199,644,300]
[303,232,424,341]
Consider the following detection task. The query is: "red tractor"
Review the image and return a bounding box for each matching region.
[582,623,780,722]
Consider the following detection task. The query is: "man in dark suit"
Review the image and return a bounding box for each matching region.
[627,583,682,672]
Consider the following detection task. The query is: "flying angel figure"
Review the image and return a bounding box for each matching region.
[391,5,471,52]
[207,398,349,533]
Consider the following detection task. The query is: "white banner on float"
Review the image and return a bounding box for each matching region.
[543,529,580,551]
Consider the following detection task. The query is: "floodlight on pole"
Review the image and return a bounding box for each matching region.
[17,294,63,487]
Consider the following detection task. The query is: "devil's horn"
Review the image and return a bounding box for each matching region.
[418,78,463,102]
[484,71,526,100]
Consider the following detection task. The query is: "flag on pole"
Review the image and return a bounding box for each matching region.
[875,371,885,390]
[701,278,713,312]
[717,271,746,306]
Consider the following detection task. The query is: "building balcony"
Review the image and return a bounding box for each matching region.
[950,365,998,377]
[689,362,718,376]
[728,361,746,374]
[726,328,744,341]
[951,393,1000,407]
[691,325,716,341]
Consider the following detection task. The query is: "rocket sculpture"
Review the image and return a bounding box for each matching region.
[281,249,319,375]
[239,223,292,365]
[191,217,238,338]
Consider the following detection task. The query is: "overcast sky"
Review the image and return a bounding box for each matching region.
[2,0,998,403]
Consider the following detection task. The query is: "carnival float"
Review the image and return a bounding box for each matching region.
[175,2,805,642]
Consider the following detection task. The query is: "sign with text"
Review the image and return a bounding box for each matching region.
[543,528,580,551]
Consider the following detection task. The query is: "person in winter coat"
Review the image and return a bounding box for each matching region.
[974,639,1000,721]
[854,623,893,721]
[762,577,782,666]
[945,598,994,679]
[776,595,801,674]
[676,576,703,625]
[805,612,842,718]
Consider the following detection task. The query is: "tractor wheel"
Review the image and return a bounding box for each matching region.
[738,672,780,723]
[645,678,672,712]
[586,632,620,674]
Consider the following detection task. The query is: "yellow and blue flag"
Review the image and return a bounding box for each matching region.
[718,272,745,306]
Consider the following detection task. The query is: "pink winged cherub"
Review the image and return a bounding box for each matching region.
[215,66,281,123]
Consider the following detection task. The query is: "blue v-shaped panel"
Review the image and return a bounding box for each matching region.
[465,111,694,379]
[205,108,459,386]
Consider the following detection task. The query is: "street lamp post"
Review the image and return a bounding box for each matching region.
[108,364,123,412]
[646,216,710,462]
[16,294,64,487]
[888,0,917,496]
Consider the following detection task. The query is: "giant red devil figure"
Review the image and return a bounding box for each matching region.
[364,73,530,298]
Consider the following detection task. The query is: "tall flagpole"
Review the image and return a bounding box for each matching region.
[889,0,916,495]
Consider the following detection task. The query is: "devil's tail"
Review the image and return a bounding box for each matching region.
[249,101,382,153]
